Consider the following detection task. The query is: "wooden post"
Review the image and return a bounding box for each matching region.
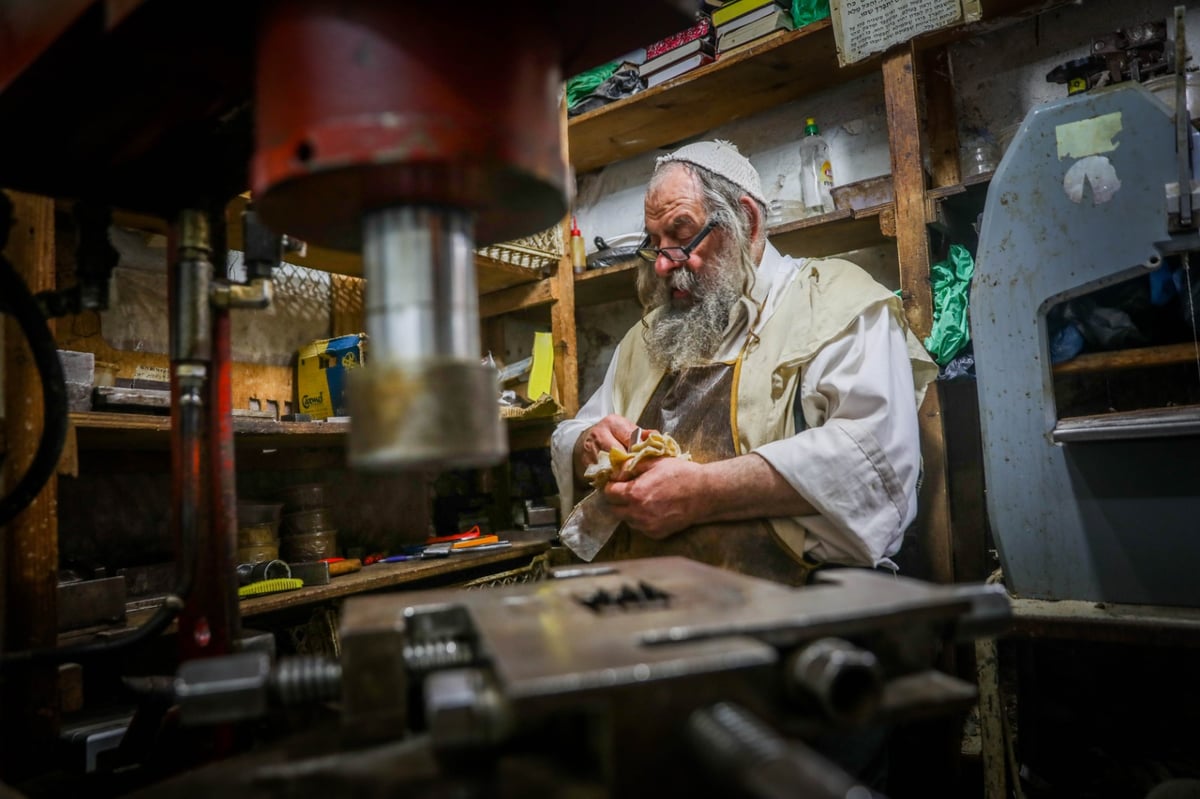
[882,45,954,588]
[1,189,60,777]
[552,93,579,416]
[925,47,962,190]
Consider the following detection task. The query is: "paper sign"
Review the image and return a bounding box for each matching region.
[830,0,982,66]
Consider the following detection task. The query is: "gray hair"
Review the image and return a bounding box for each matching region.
[637,161,767,312]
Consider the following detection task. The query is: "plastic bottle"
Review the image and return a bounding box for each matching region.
[570,216,587,274]
[799,117,835,215]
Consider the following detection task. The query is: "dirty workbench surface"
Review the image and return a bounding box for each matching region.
[239,539,554,617]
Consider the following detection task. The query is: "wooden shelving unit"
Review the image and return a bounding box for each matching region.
[568,20,877,174]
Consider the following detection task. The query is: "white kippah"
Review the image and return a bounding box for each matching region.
[655,139,767,206]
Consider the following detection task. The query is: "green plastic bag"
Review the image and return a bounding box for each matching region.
[924,244,975,367]
[791,0,831,27]
[567,61,620,110]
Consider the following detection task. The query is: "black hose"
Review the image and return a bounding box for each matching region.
[0,253,69,527]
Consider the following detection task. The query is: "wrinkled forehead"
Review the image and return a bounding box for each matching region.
[644,164,706,227]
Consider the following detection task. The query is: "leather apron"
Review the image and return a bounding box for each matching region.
[592,361,813,587]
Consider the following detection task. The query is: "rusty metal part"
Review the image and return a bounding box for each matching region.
[252,1,566,250]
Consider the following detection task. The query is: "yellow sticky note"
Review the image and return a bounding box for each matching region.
[528,331,554,400]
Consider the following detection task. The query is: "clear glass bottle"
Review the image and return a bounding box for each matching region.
[799,117,835,215]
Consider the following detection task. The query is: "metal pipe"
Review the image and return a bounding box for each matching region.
[786,638,883,728]
[348,205,505,470]
[208,299,240,656]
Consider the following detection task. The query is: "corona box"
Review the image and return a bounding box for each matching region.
[295,334,367,420]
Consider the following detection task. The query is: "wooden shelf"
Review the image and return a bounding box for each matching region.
[1052,342,1200,377]
[567,1,1072,175]
[70,411,554,451]
[569,20,877,175]
[574,261,641,307]
[1008,596,1200,647]
[769,203,894,258]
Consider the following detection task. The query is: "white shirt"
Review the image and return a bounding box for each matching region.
[551,243,922,569]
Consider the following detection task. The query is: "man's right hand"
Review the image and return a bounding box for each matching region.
[573,414,638,483]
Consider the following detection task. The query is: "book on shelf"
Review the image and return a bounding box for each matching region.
[715,2,782,36]
[711,0,790,28]
[645,16,714,61]
[644,53,716,88]
[717,8,796,53]
[639,38,716,77]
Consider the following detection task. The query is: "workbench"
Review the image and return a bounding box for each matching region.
[55,539,558,648]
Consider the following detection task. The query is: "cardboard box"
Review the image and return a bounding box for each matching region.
[295,334,366,420]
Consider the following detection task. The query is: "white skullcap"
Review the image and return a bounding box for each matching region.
[655,139,767,207]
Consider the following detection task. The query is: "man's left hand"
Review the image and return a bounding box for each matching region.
[602,457,709,539]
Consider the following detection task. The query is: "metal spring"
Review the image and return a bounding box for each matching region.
[271,655,342,706]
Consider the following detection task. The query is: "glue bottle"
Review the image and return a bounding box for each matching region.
[570,216,586,274]
[799,117,835,215]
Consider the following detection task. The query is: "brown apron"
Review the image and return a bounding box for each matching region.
[593,363,813,587]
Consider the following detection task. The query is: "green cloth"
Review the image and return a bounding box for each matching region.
[791,0,831,26]
[924,244,975,366]
[567,61,620,110]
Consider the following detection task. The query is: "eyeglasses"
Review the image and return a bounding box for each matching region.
[636,220,716,264]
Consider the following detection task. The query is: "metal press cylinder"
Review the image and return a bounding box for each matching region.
[348,206,505,470]
[363,206,479,361]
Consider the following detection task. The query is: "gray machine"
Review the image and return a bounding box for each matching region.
[135,557,1009,798]
[972,71,1200,606]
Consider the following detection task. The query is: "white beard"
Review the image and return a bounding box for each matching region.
[644,244,746,373]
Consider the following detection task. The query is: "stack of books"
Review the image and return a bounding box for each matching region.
[638,16,716,89]
[713,0,796,56]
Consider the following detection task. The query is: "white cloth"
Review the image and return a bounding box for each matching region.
[551,243,922,569]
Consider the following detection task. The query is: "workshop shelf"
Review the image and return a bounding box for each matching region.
[69,411,556,452]
[568,20,876,175]
[566,1,1073,176]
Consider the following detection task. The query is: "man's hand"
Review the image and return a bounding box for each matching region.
[602,453,818,540]
[603,457,708,539]
[573,414,638,483]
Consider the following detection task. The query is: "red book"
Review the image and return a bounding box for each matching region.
[645,17,713,61]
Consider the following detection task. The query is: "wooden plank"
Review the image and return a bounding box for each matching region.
[768,205,895,259]
[239,541,551,616]
[575,262,642,307]
[883,47,954,595]
[569,20,878,174]
[883,45,934,339]
[551,256,579,415]
[479,278,555,319]
[1052,342,1200,376]
[924,47,961,190]
[1008,597,1200,646]
[1,189,60,772]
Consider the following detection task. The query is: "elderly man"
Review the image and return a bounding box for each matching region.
[551,139,936,586]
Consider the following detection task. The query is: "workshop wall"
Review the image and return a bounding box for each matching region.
[952,0,1200,154]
